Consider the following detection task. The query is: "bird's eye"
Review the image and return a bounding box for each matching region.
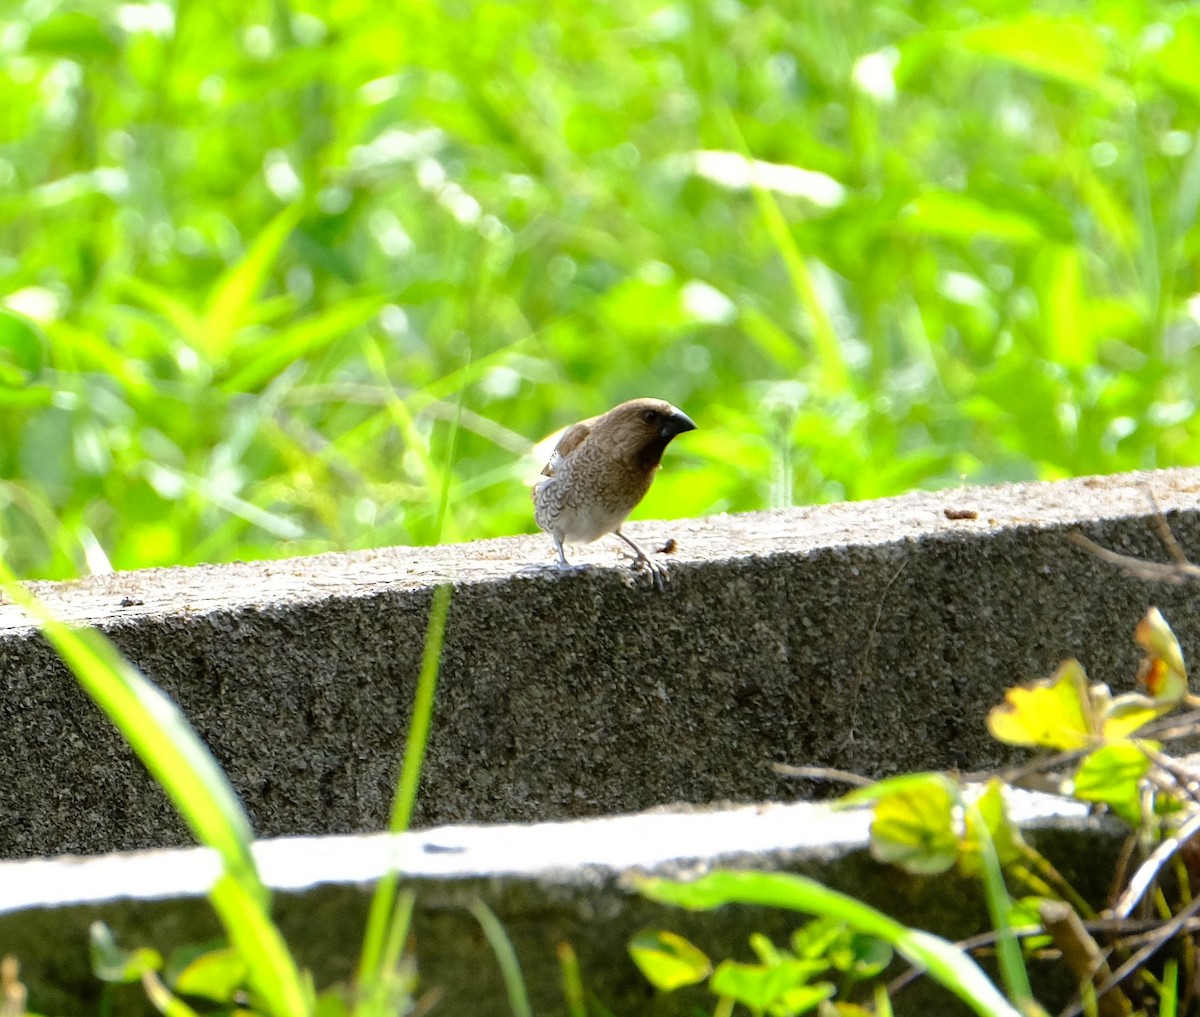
[642,409,661,424]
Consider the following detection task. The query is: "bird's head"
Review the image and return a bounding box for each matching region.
[598,398,697,470]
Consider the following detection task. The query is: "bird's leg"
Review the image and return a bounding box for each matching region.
[615,528,668,591]
[550,537,593,575]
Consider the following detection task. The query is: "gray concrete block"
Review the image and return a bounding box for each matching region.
[3,467,1199,859]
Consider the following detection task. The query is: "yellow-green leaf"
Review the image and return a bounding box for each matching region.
[1102,693,1169,740]
[987,659,1094,750]
[628,930,711,990]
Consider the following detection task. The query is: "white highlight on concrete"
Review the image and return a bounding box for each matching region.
[0,792,1089,915]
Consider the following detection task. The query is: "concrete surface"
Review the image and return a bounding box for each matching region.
[0,795,1122,1017]
[3,467,1200,860]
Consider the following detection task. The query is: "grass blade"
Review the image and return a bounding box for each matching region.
[636,870,1023,1017]
[716,104,851,395]
[355,582,453,999]
[557,942,587,1017]
[0,563,261,899]
[203,204,305,362]
[469,899,532,1017]
[963,799,1033,1010]
[0,563,312,1017]
[209,874,312,1017]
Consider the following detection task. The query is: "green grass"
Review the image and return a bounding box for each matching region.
[3,0,1200,579]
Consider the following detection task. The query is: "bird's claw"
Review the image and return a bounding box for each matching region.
[627,553,668,592]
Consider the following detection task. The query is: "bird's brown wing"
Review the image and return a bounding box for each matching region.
[540,420,593,477]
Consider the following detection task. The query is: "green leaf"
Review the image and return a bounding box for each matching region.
[172,947,247,1002]
[868,774,959,875]
[116,276,208,355]
[628,930,711,990]
[0,381,52,406]
[1040,246,1093,368]
[835,934,893,981]
[48,627,260,891]
[708,959,833,1014]
[202,204,305,361]
[957,16,1118,95]
[749,931,784,966]
[0,310,46,379]
[89,923,162,984]
[1072,742,1153,826]
[716,104,851,395]
[901,191,1045,245]
[839,771,958,808]
[1008,898,1054,952]
[25,11,120,58]
[223,294,385,392]
[1156,17,1200,104]
[961,800,1033,1009]
[358,586,452,1002]
[790,917,844,961]
[468,898,531,1017]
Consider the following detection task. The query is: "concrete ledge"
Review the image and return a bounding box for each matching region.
[0,796,1122,1016]
[4,468,1200,859]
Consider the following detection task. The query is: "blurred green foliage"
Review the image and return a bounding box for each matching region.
[2,0,1199,579]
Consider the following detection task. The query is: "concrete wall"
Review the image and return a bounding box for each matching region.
[0,797,1121,1017]
[3,467,1199,859]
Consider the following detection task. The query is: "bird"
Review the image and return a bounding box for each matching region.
[532,397,696,589]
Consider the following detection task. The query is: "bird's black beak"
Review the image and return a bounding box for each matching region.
[662,410,697,439]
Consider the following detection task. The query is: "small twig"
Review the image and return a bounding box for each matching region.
[1137,708,1200,743]
[770,763,875,787]
[1041,900,1132,1017]
[1145,489,1191,565]
[1141,745,1200,806]
[1065,893,1200,1017]
[889,914,1200,1005]
[0,956,26,1017]
[1067,532,1200,586]
[995,747,1085,793]
[1111,807,1200,919]
[1070,488,1198,583]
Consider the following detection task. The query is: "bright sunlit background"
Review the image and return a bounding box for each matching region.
[2,1,1199,579]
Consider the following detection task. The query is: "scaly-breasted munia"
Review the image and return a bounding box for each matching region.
[532,398,696,588]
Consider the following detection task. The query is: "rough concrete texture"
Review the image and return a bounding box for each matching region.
[4,467,1200,860]
[0,797,1124,1016]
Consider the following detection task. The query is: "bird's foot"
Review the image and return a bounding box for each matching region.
[626,552,668,592]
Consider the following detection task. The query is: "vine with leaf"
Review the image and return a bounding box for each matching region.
[632,606,1200,1016]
